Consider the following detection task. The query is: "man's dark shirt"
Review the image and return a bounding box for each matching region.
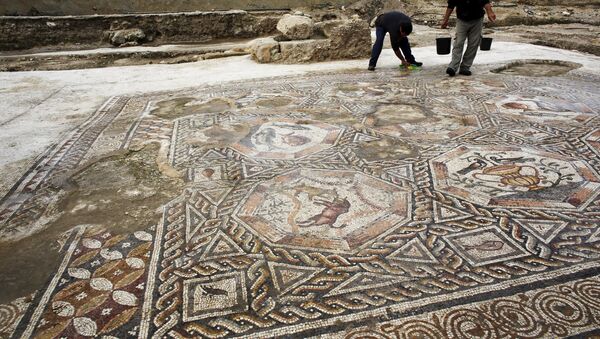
[375,11,412,51]
[448,0,489,21]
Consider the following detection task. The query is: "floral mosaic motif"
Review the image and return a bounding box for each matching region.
[234,168,412,252]
[431,145,600,210]
[12,227,152,338]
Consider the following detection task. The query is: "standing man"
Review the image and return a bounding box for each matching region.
[368,11,422,71]
[441,0,496,76]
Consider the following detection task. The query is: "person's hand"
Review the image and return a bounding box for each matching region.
[441,20,449,29]
[487,12,496,23]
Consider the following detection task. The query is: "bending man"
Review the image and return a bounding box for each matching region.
[368,11,422,71]
[441,0,496,76]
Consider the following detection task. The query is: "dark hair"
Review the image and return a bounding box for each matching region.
[400,22,413,35]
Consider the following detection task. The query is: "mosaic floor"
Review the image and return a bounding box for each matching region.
[2,62,600,338]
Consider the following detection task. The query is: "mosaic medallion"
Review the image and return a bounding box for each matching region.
[234,168,412,251]
[232,119,344,160]
[431,145,600,210]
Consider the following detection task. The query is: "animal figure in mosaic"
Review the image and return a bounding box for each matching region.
[502,98,592,113]
[488,156,535,164]
[297,196,351,228]
[198,285,229,298]
[461,240,505,252]
[457,154,559,192]
[459,155,535,176]
[457,159,487,175]
[475,164,544,191]
[281,132,311,147]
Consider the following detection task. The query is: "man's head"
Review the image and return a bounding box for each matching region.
[399,22,413,37]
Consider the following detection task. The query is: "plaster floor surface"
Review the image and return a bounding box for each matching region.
[1,42,600,338]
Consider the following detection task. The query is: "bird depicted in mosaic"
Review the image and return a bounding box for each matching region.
[198,286,229,298]
[457,159,487,175]
[461,240,505,252]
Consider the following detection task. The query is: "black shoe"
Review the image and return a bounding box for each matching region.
[459,69,472,76]
[446,67,456,77]
[410,61,423,67]
[368,65,375,71]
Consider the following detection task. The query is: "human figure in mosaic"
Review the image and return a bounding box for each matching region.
[441,0,496,76]
[367,11,423,71]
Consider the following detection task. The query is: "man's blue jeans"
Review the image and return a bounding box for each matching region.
[369,26,416,67]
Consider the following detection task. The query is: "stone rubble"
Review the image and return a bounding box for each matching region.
[252,15,371,63]
[108,28,146,47]
[277,14,315,40]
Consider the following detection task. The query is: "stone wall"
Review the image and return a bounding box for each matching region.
[0,10,283,51]
[250,17,371,63]
[1,0,356,16]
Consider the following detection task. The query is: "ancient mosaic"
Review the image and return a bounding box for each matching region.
[2,64,600,338]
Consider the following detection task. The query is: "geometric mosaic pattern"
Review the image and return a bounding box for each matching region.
[327,275,600,338]
[2,64,600,338]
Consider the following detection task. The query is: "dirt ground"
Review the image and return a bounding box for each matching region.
[2,21,599,72]
[1,0,599,71]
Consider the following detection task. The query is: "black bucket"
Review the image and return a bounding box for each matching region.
[436,37,451,55]
[480,37,493,51]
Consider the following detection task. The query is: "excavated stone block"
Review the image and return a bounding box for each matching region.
[110,28,146,46]
[252,18,371,64]
[314,19,344,38]
[249,37,280,63]
[276,14,314,40]
[278,39,331,63]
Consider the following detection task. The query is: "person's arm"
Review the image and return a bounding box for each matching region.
[389,31,410,67]
[441,0,455,28]
[393,48,410,67]
[441,8,453,28]
[484,3,496,23]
